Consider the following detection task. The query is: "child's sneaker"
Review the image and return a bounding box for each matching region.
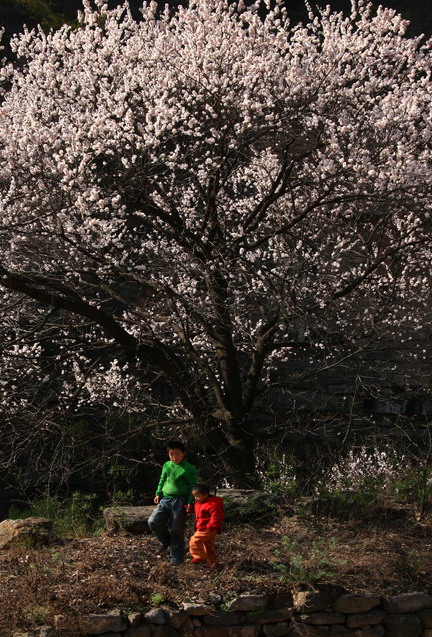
[188,558,206,564]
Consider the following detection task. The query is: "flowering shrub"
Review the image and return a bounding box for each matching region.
[257,451,298,497]
[324,446,405,493]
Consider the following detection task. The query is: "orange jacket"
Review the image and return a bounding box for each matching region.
[193,496,224,533]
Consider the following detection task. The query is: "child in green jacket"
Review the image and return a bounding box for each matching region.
[148,441,197,565]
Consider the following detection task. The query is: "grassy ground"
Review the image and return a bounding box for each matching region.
[1,502,432,633]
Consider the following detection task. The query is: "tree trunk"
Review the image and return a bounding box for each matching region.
[205,420,258,488]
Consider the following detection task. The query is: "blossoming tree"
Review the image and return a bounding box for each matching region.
[0,0,431,486]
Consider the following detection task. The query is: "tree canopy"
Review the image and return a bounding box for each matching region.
[0,0,431,486]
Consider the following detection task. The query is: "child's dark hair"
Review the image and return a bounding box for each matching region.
[193,483,215,496]
[167,440,186,452]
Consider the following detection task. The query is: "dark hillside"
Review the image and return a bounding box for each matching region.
[1,1,430,39]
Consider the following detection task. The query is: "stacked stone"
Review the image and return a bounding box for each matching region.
[13,589,432,637]
[381,592,432,637]
[48,597,291,637]
[292,589,432,636]
[293,590,384,636]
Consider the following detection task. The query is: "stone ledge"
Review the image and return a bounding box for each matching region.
[102,507,155,534]
[29,587,432,637]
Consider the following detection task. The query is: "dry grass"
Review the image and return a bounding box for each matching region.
[1,505,432,633]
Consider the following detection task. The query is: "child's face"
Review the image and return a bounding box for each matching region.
[168,448,186,464]
[192,490,209,503]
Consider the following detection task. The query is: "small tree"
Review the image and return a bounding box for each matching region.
[0,0,431,486]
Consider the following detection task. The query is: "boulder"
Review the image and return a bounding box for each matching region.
[103,506,155,533]
[333,594,380,614]
[383,613,422,637]
[144,609,167,625]
[381,592,432,613]
[244,610,292,624]
[357,628,385,637]
[287,626,350,637]
[153,627,178,637]
[301,612,345,625]
[228,594,269,611]
[165,609,189,629]
[178,618,194,636]
[125,627,152,637]
[216,489,278,522]
[0,517,54,549]
[263,623,289,637]
[202,612,246,626]
[55,611,127,634]
[345,610,385,628]
[419,608,432,627]
[182,603,213,616]
[194,626,261,637]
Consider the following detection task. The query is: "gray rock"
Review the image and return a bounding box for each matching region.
[290,629,323,637]
[383,613,422,637]
[0,518,54,549]
[182,603,213,616]
[178,617,194,636]
[333,594,380,614]
[228,594,269,612]
[125,626,153,637]
[216,489,278,522]
[345,610,385,628]
[355,627,385,637]
[55,610,127,634]
[165,609,189,629]
[103,506,155,533]
[419,608,432,627]
[206,593,223,605]
[145,609,167,625]
[203,612,246,626]
[153,627,178,637]
[381,592,432,613]
[194,626,261,637]
[216,489,271,502]
[301,612,345,625]
[245,609,291,624]
[263,622,289,636]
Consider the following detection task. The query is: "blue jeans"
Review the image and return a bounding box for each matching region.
[148,496,187,563]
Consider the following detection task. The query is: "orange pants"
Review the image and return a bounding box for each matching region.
[189,529,218,565]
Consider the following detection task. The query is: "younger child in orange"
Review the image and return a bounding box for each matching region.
[189,484,224,569]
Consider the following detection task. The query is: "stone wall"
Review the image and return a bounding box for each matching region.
[14,589,432,637]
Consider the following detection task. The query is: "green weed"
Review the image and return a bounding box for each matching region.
[274,536,342,585]
[150,593,165,606]
[23,604,51,625]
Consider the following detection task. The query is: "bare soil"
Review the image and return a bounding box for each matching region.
[1,506,432,632]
